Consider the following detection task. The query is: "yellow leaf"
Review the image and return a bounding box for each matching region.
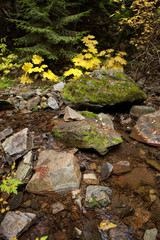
[64,68,82,78]
[12,237,18,240]
[0,198,3,202]
[98,50,106,57]
[84,53,93,59]
[22,62,33,73]
[32,55,44,64]
[98,220,117,231]
[1,208,6,213]
[43,70,58,82]
[20,74,33,84]
[3,201,8,205]
[5,206,10,211]
[106,49,114,53]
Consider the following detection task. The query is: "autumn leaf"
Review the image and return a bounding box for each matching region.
[32,55,44,64]
[22,62,33,73]
[98,220,117,231]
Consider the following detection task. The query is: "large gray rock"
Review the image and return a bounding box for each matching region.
[0,211,36,240]
[53,113,122,155]
[130,110,160,147]
[130,105,155,118]
[26,150,81,194]
[62,69,147,110]
[2,128,33,162]
[53,81,65,92]
[48,96,59,110]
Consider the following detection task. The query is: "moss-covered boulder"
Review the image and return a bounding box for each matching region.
[62,69,147,109]
[52,112,122,155]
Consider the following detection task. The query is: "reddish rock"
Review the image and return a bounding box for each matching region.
[113,161,132,175]
[117,166,155,188]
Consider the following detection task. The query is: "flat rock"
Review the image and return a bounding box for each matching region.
[83,173,99,184]
[21,91,36,100]
[85,185,112,208]
[113,161,132,175]
[62,69,147,110]
[117,166,155,188]
[145,159,160,172]
[16,151,33,183]
[9,192,23,211]
[52,202,65,214]
[109,223,140,240]
[64,106,85,121]
[26,150,81,194]
[26,96,40,110]
[130,110,160,147]
[0,211,36,240]
[130,105,155,118]
[2,128,33,163]
[53,114,122,155]
[0,99,14,110]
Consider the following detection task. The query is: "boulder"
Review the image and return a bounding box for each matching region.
[53,113,122,155]
[130,110,160,147]
[0,211,36,240]
[62,69,147,110]
[2,128,33,163]
[26,150,81,194]
[130,105,155,118]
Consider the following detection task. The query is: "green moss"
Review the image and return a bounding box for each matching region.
[53,130,61,138]
[79,111,98,119]
[112,138,123,144]
[32,105,38,112]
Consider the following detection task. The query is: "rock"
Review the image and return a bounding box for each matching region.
[98,113,114,128]
[0,211,36,240]
[83,173,99,184]
[2,128,33,163]
[112,198,133,219]
[16,151,33,183]
[31,199,39,210]
[109,223,140,240]
[40,101,48,109]
[19,100,26,110]
[52,202,65,214]
[83,220,102,240]
[9,192,23,210]
[53,82,65,92]
[0,99,14,110]
[117,166,155,188]
[130,111,160,147]
[26,96,40,110]
[26,150,81,194]
[21,91,36,100]
[145,159,160,172]
[101,162,113,180]
[85,185,112,208]
[0,127,13,141]
[62,69,147,110]
[113,161,132,175]
[53,115,122,155]
[22,200,31,208]
[143,228,157,240]
[151,199,160,222]
[48,96,59,110]
[130,105,155,118]
[64,106,85,121]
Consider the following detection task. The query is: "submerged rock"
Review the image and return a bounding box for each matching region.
[0,211,36,240]
[26,150,81,194]
[85,185,112,208]
[2,128,33,163]
[62,69,147,110]
[130,110,160,147]
[53,113,122,155]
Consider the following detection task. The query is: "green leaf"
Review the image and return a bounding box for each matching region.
[40,236,48,240]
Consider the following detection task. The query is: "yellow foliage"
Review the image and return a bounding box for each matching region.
[22,62,33,73]
[32,55,44,64]
[98,220,117,231]
[43,70,58,82]
[21,74,33,84]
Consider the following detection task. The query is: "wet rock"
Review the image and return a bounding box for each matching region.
[64,106,85,121]
[16,151,33,183]
[9,192,23,210]
[143,228,157,240]
[109,223,140,240]
[0,99,14,110]
[53,81,65,92]
[62,69,147,110]
[83,173,99,184]
[85,185,112,208]
[0,127,13,141]
[130,105,155,118]
[21,91,36,100]
[26,150,81,194]
[2,128,33,163]
[83,220,102,240]
[112,200,133,218]
[53,116,122,155]
[52,202,65,214]
[130,110,160,147]
[117,166,155,188]
[113,161,132,175]
[101,162,113,180]
[48,96,59,110]
[26,96,40,110]
[0,211,36,240]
